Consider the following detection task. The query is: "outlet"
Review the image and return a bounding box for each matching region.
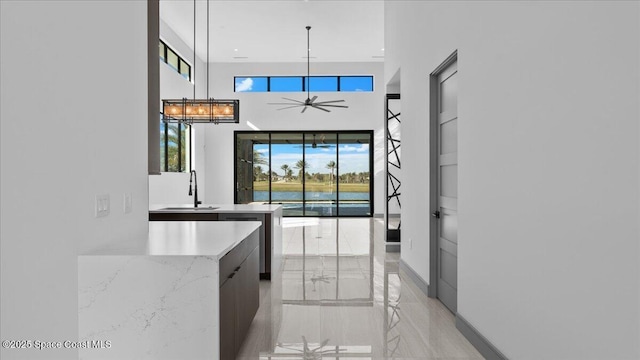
[124,193,132,214]
[95,194,110,218]
[408,238,413,249]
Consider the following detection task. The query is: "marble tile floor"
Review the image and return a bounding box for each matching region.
[237,217,482,360]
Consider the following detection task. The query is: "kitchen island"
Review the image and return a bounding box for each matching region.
[149,203,283,279]
[78,221,261,360]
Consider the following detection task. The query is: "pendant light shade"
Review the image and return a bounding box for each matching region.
[161,0,239,124]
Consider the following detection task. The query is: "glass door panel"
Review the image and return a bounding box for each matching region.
[304,133,337,216]
[270,133,304,216]
[338,133,371,216]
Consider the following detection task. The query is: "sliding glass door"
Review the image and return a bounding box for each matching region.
[270,133,304,215]
[304,133,338,216]
[338,133,372,216]
[235,131,373,217]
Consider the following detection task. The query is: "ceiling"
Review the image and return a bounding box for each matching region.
[159,0,385,63]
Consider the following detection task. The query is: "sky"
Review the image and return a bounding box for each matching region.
[254,142,370,175]
[234,76,373,92]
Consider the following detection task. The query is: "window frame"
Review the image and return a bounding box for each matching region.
[159,39,191,81]
[233,75,373,92]
[160,117,192,173]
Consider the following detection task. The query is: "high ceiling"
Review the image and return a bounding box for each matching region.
[159,0,385,63]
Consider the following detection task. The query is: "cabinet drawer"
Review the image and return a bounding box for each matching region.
[219,229,259,285]
[218,213,266,274]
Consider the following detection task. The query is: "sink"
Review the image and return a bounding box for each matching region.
[157,206,218,211]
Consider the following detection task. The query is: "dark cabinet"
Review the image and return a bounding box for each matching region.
[219,278,236,360]
[217,213,266,276]
[219,230,259,359]
[149,212,218,221]
[236,247,259,344]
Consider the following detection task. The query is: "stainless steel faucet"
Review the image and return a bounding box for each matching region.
[188,170,202,208]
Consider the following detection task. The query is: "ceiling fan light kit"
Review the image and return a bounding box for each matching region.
[268,26,348,113]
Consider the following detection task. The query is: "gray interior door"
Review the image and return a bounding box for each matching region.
[435,60,458,313]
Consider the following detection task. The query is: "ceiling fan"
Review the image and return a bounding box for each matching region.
[268,26,348,113]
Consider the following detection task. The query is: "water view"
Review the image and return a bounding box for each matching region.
[253,191,369,202]
[253,191,370,216]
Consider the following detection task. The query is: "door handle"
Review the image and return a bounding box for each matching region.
[431,211,441,219]
[228,267,241,279]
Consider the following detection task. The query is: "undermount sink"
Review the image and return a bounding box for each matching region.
[157,206,218,211]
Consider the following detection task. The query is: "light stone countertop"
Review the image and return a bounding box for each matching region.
[81,221,261,259]
[149,203,283,214]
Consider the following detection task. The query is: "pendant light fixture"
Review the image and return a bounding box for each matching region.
[162,0,239,124]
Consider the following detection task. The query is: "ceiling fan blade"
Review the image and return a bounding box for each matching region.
[309,95,318,103]
[268,102,302,105]
[317,104,349,108]
[314,99,346,104]
[310,104,331,112]
[281,97,306,104]
[301,106,308,113]
[277,105,305,110]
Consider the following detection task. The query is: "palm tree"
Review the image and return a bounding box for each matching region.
[326,160,336,187]
[280,164,290,181]
[294,159,307,182]
[165,123,189,172]
[254,165,263,181]
[253,151,268,166]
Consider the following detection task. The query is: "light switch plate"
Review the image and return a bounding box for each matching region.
[124,193,132,214]
[95,194,110,218]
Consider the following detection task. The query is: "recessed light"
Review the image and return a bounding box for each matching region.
[234,49,238,52]
[381,48,385,51]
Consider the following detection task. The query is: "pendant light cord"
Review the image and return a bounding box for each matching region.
[193,0,196,99]
[206,0,210,99]
[306,26,311,101]
[192,0,210,99]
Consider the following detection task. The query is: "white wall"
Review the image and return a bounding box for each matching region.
[149,19,207,206]
[201,62,385,213]
[386,1,639,359]
[0,1,149,359]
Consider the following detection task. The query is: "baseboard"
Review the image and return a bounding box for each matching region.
[373,213,384,218]
[399,259,429,296]
[456,314,508,360]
